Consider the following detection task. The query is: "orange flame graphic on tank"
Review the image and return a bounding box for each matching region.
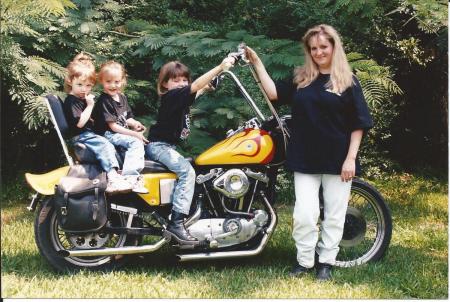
[232,129,263,158]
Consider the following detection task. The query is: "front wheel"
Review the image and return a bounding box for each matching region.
[334,179,392,267]
[34,197,140,272]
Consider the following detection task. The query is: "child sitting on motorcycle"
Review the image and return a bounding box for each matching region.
[145,56,235,243]
[95,61,149,194]
[63,53,131,194]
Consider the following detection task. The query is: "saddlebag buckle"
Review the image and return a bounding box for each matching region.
[61,206,68,216]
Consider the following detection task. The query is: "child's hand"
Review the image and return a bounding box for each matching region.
[85,94,95,106]
[220,57,236,71]
[134,131,149,144]
[134,121,146,132]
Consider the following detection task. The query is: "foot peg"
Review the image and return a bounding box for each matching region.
[163,230,202,248]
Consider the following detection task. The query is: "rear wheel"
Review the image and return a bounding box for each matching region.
[34,198,140,272]
[335,179,392,267]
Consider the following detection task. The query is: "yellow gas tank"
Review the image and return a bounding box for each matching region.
[195,129,275,165]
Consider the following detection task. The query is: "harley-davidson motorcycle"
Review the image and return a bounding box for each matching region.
[25,46,392,272]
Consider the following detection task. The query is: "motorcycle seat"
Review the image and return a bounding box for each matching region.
[142,160,170,173]
[142,157,194,174]
[73,142,123,165]
[25,166,71,195]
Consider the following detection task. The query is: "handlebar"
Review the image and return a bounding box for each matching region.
[207,43,290,150]
[227,43,249,64]
[210,43,248,88]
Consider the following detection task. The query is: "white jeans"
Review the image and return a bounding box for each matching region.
[292,172,352,268]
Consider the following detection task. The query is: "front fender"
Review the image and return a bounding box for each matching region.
[25,166,70,195]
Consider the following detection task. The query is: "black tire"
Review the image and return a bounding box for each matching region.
[334,178,392,267]
[34,197,140,272]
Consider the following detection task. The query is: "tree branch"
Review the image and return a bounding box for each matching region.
[107,31,140,38]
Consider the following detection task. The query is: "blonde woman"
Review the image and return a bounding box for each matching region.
[245,24,373,280]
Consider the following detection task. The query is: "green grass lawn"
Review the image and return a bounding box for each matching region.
[1,173,447,298]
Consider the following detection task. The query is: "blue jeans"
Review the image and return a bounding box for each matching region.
[104,131,145,176]
[72,131,119,173]
[145,142,195,215]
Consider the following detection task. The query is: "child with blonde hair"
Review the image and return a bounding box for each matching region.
[95,61,148,194]
[63,53,131,193]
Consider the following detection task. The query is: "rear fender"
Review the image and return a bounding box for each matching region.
[25,166,70,195]
[37,196,54,223]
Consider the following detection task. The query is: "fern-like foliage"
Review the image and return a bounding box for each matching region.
[348,52,403,110]
[1,0,74,129]
[1,0,75,36]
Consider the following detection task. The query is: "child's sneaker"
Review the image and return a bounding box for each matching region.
[126,175,149,194]
[106,175,132,194]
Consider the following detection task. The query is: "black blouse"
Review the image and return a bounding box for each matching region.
[147,85,196,144]
[94,93,134,135]
[63,94,95,137]
[276,73,373,175]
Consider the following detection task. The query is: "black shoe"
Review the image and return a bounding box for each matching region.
[166,211,198,243]
[289,263,311,277]
[316,263,332,281]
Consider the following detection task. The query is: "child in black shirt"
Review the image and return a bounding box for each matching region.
[96,61,148,194]
[63,54,131,193]
[146,57,235,243]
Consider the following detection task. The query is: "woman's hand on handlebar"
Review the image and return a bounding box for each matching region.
[244,46,261,65]
[243,45,278,101]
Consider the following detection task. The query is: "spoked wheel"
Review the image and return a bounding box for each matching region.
[35,198,140,272]
[334,179,392,267]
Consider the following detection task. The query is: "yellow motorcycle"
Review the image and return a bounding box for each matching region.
[25,47,392,271]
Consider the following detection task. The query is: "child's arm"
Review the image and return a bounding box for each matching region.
[195,83,214,99]
[76,94,95,128]
[126,118,146,132]
[108,122,149,144]
[190,57,235,94]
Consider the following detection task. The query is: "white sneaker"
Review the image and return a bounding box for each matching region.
[125,175,149,194]
[106,175,133,194]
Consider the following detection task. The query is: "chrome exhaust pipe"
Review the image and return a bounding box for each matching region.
[185,201,202,227]
[177,191,277,262]
[58,237,169,257]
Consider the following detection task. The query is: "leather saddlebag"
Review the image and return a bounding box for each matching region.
[54,164,108,233]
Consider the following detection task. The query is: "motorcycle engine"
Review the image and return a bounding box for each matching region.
[190,168,269,248]
[212,169,249,199]
[187,210,269,248]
